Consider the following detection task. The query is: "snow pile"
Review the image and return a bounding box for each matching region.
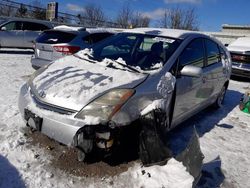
[117,159,193,188]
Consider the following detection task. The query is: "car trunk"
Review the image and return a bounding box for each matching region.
[35,30,77,61]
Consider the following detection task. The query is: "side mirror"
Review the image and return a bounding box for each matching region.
[0,27,6,31]
[180,65,203,78]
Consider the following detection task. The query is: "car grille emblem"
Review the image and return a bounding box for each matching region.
[39,91,46,98]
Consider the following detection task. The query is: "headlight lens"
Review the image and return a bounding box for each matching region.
[75,89,135,122]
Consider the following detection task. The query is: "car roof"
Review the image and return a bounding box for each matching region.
[0,18,54,28]
[123,27,206,40]
[52,25,119,34]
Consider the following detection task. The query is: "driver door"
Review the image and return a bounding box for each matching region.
[0,21,24,48]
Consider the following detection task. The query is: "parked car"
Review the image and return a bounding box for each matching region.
[227,37,250,78]
[18,28,231,161]
[0,18,54,49]
[31,25,116,69]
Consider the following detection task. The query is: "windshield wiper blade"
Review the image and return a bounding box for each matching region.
[73,53,96,64]
[113,60,141,73]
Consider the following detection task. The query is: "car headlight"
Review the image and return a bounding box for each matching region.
[75,89,135,122]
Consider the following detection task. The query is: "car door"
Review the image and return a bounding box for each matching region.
[173,38,206,122]
[22,22,49,48]
[0,21,23,48]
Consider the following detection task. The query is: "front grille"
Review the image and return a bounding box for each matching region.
[30,90,77,115]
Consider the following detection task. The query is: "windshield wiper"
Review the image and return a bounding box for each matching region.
[73,53,97,64]
[112,60,141,73]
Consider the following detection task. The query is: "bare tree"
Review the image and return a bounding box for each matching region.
[15,4,28,18]
[116,4,151,28]
[30,0,46,20]
[158,7,199,31]
[116,4,133,28]
[158,9,168,28]
[82,4,105,27]
[131,12,150,28]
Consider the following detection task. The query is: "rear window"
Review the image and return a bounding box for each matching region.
[36,31,76,44]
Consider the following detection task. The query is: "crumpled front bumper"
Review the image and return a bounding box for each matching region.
[18,83,87,146]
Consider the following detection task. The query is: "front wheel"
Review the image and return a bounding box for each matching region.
[213,85,226,108]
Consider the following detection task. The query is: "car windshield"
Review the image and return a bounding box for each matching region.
[77,33,182,72]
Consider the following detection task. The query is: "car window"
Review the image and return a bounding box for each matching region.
[100,35,137,57]
[91,33,181,71]
[179,38,205,68]
[23,22,50,31]
[1,21,22,30]
[36,31,76,44]
[205,39,220,65]
[83,33,113,44]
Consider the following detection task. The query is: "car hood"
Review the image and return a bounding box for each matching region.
[227,45,250,53]
[30,55,147,111]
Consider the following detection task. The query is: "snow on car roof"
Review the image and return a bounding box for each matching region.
[53,25,119,33]
[124,27,201,39]
[53,25,86,31]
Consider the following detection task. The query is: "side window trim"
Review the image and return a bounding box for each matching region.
[204,38,221,67]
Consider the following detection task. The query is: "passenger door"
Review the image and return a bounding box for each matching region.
[173,38,206,121]
[23,22,49,48]
[0,21,23,48]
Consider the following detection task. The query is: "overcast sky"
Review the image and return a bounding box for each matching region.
[18,0,250,31]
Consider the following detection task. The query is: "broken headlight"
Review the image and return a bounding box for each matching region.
[75,89,135,122]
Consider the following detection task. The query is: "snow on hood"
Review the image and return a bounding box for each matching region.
[31,54,147,111]
[228,37,250,53]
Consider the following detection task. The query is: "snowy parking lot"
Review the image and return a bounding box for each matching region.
[0,48,250,188]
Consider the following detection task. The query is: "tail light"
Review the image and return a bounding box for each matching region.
[53,45,80,55]
[231,54,246,61]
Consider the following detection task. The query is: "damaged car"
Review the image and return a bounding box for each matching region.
[18,28,231,162]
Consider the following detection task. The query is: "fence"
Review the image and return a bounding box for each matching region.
[0,0,120,28]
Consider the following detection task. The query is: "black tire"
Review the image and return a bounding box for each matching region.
[213,85,226,108]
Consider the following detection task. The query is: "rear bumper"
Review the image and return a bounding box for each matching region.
[31,56,51,69]
[231,62,250,78]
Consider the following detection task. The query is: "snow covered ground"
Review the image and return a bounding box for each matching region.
[0,49,249,188]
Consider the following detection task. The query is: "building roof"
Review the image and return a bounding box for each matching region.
[222,24,250,30]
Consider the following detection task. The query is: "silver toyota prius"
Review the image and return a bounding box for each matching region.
[18,28,231,160]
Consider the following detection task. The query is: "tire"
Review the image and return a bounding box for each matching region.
[213,85,226,108]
